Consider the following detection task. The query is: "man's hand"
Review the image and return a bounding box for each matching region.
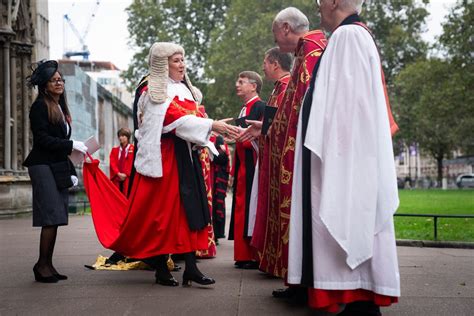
[117,173,127,181]
[212,118,241,140]
[237,119,262,142]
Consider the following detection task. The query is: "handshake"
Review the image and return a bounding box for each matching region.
[211,118,262,143]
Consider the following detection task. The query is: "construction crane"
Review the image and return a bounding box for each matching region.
[63,1,101,60]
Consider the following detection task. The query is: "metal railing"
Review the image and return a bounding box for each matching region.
[68,200,90,214]
[394,213,474,240]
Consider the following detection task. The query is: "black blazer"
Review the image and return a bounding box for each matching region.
[23,99,76,175]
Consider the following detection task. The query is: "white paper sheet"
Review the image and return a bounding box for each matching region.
[69,136,101,164]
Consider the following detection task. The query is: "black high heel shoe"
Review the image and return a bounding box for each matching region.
[155,271,179,286]
[182,270,215,287]
[53,273,68,280]
[33,265,58,283]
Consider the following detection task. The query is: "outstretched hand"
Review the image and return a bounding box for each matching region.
[237,119,262,142]
[212,118,241,140]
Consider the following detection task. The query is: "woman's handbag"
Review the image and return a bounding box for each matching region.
[49,161,73,189]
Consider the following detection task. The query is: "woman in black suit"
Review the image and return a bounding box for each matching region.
[24,60,88,283]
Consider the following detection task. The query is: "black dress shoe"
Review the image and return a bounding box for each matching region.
[339,301,381,316]
[155,275,179,286]
[172,264,182,272]
[182,271,215,286]
[242,261,259,269]
[234,261,246,269]
[33,265,58,283]
[272,287,297,298]
[53,273,68,280]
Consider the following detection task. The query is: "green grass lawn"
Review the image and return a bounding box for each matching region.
[395,189,474,242]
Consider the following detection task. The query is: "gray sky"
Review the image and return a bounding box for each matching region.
[48,0,458,71]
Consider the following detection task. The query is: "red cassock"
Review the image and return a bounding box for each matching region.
[109,144,134,196]
[251,74,290,253]
[229,97,264,262]
[83,98,208,259]
[259,30,327,278]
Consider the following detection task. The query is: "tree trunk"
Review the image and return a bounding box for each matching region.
[436,156,443,187]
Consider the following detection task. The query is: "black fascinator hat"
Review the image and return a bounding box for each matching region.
[27,59,59,88]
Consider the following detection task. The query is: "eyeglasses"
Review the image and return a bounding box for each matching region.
[49,78,65,85]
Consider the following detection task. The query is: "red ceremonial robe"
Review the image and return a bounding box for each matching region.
[229,96,265,262]
[251,74,290,252]
[260,30,327,278]
[109,144,134,196]
[83,98,208,259]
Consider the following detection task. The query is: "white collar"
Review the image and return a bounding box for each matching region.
[244,95,258,106]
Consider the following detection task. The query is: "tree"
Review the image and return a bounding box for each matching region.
[362,0,429,86]
[122,0,230,92]
[205,0,321,119]
[437,0,474,155]
[394,59,470,184]
[438,0,473,68]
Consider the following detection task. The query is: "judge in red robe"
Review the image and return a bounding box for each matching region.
[109,127,134,196]
[83,42,239,287]
[228,71,265,269]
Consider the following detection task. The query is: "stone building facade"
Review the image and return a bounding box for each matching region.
[0,0,38,216]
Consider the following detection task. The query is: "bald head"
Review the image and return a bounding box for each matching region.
[339,0,365,14]
[319,0,365,32]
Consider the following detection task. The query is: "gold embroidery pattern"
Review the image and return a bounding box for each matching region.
[299,60,309,84]
[171,100,199,116]
[309,49,322,57]
[280,196,291,209]
[260,34,326,279]
[280,167,291,185]
[283,136,295,156]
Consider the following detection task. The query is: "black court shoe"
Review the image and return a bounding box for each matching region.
[156,276,179,286]
[182,270,215,287]
[33,265,58,283]
[155,270,179,287]
[53,273,68,280]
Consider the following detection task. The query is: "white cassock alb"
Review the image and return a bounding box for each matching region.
[288,24,400,297]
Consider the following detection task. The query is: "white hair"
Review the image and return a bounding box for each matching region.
[340,0,365,14]
[273,7,309,34]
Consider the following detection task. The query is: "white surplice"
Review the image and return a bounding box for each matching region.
[288,25,400,297]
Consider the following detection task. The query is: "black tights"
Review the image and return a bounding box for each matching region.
[143,252,203,278]
[35,225,59,277]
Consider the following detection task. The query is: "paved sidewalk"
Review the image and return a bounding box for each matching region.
[0,215,473,315]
